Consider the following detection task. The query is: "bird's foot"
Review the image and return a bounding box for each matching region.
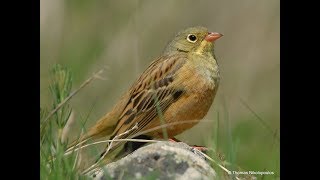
[168,138,208,153]
[190,145,208,153]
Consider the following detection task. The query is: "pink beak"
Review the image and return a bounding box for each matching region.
[205,32,223,42]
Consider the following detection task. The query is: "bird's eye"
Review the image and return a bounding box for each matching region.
[187,34,197,43]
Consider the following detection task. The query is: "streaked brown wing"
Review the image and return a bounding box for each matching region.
[110,53,187,139]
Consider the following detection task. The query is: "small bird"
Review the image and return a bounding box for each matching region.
[67,26,223,172]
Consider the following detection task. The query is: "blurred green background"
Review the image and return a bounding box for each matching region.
[41,0,279,179]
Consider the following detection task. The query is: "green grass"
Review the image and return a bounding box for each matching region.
[40,64,115,179]
[40,64,89,179]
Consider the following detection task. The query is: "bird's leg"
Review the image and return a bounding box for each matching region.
[168,137,208,153]
[190,145,208,153]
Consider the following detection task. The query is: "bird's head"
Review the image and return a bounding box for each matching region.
[164,26,223,55]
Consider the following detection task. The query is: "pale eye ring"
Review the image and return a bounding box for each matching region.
[187,34,197,43]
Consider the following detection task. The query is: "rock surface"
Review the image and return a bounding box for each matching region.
[91,141,216,180]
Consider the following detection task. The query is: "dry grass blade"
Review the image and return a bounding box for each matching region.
[66,120,216,156]
[73,129,84,171]
[193,148,231,175]
[101,123,138,160]
[81,123,139,175]
[65,119,214,156]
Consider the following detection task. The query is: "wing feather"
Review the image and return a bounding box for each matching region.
[110,53,187,139]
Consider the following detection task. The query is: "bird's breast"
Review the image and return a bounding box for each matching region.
[155,61,219,137]
[181,53,220,92]
[146,54,220,138]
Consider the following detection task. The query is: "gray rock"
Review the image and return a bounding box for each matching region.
[91,141,216,180]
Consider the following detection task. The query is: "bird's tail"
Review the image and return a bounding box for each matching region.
[65,115,117,155]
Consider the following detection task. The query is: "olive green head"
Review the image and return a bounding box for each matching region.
[163,26,222,55]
